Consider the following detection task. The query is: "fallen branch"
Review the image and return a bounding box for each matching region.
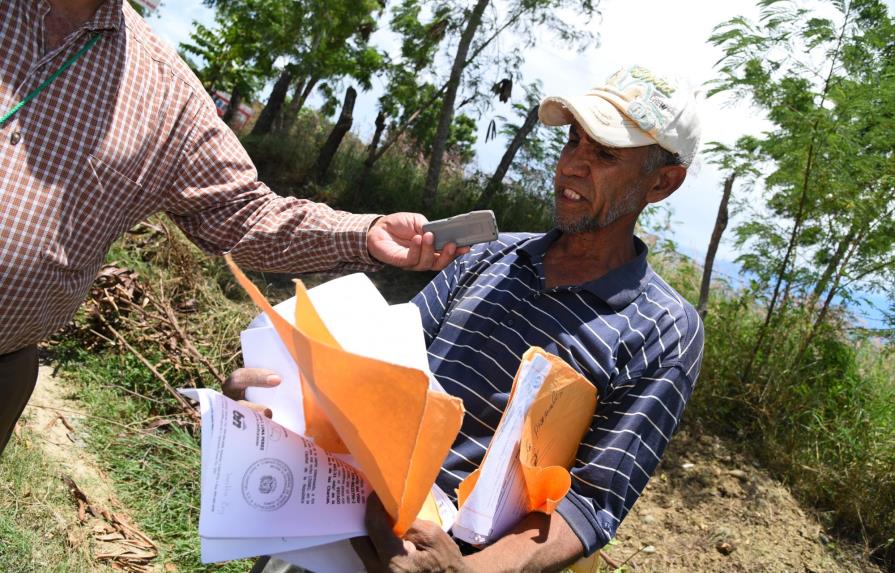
[63,474,158,572]
[96,314,199,424]
[154,294,223,386]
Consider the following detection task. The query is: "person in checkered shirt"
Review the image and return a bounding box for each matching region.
[0,0,464,456]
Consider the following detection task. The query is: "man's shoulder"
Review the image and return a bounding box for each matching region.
[641,269,704,367]
[121,4,209,101]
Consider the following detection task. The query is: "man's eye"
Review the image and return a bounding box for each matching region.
[597,149,616,160]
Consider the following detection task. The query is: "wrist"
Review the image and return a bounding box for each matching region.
[363,214,386,265]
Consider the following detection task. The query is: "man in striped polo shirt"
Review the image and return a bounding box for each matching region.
[236,66,705,572]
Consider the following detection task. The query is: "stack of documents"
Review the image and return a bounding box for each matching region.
[185,261,464,572]
[454,347,597,545]
[181,387,369,563]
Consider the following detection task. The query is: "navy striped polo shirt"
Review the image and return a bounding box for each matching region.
[411,230,704,554]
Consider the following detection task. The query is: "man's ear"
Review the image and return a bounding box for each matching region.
[646,165,687,204]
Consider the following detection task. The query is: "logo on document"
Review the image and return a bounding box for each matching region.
[241,458,294,511]
[232,411,246,429]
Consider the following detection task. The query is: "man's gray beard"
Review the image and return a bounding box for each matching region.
[553,187,643,234]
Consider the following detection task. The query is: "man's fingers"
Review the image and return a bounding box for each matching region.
[410,233,437,271]
[402,519,441,548]
[238,400,273,418]
[222,368,281,400]
[364,494,407,563]
[429,243,459,272]
[401,234,423,269]
[350,536,385,573]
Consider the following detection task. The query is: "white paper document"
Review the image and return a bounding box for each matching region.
[190,273,457,570]
[452,354,553,545]
[181,388,369,563]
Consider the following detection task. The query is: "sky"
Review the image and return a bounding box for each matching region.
[143,0,893,326]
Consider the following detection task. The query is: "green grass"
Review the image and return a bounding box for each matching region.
[50,343,251,573]
[0,433,100,573]
[43,219,260,572]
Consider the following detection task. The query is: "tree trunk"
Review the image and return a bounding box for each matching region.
[359,15,520,177]
[280,76,319,133]
[299,77,317,108]
[808,230,854,313]
[698,174,736,318]
[251,68,293,136]
[795,235,861,363]
[422,0,490,211]
[222,85,241,127]
[307,86,357,186]
[476,103,540,208]
[357,109,387,194]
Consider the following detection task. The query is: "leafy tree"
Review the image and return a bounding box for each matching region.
[709,0,895,379]
[356,1,456,193]
[180,17,268,127]
[476,82,562,208]
[196,0,384,136]
[421,0,602,209]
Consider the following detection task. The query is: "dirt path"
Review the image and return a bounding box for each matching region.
[19,364,163,573]
[600,429,882,572]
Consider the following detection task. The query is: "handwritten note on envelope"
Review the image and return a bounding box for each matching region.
[455,347,597,543]
[225,256,464,535]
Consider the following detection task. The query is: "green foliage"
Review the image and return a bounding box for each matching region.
[180,6,271,100]
[51,347,249,572]
[703,4,895,563]
[709,0,895,329]
[189,0,386,114]
[244,106,552,232]
[48,222,255,572]
[0,440,98,572]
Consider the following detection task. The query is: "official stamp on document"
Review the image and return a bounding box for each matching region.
[241,458,294,511]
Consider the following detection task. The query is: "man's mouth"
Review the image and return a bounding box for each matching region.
[560,188,584,202]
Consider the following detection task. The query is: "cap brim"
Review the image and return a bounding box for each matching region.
[539,95,656,149]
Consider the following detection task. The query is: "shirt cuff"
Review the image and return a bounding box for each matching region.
[555,491,611,557]
[331,212,383,268]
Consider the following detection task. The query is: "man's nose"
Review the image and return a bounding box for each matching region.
[561,145,590,178]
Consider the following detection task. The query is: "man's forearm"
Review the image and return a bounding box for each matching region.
[462,512,584,573]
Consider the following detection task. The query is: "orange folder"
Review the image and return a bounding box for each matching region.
[457,347,597,515]
[226,256,464,535]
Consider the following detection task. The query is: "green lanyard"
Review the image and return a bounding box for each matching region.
[0,33,102,128]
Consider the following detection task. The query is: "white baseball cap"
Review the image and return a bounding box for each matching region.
[539,65,701,165]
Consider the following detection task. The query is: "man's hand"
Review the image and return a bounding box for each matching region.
[222,368,281,418]
[367,212,468,271]
[351,494,470,573]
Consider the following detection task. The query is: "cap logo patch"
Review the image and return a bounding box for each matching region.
[628,66,675,96]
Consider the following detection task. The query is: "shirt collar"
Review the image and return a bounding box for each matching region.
[85,0,123,32]
[518,230,653,311]
[35,0,123,33]
[516,228,560,260]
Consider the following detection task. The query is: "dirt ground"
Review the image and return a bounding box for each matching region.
[19,365,164,573]
[599,428,882,573]
[16,364,884,573]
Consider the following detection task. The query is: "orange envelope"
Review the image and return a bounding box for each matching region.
[226,256,464,535]
[457,347,597,515]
